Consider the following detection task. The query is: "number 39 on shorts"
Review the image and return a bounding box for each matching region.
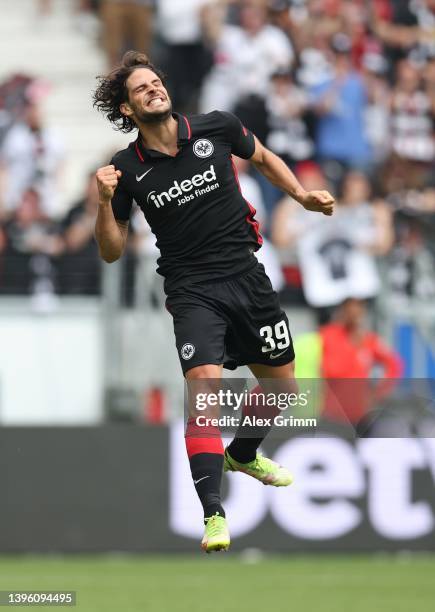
[259,319,290,353]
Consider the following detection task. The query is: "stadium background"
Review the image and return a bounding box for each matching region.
[0,1,434,611]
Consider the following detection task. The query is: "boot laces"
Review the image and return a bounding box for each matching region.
[205,514,223,537]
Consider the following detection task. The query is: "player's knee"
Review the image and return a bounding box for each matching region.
[185,364,222,380]
[185,364,222,419]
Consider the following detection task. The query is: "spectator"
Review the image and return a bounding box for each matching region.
[199,0,293,112]
[0,99,65,220]
[0,188,62,295]
[390,59,434,164]
[286,0,340,88]
[320,297,403,427]
[272,169,393,312]
[156,0,213,112]
[380,59,435,194]
[130,206,164,307]
[100,0,154,68]
[309,33,371,185]
[373,0,435,66]
[287,0,343,57]
[271,161,327,304]
[321,297,402,379]
[272,160,329,253]
[386,215,435,305]
[363,64,392,166]
[0,74,36,146]
[265,67,314,168]
[57,172,102,295]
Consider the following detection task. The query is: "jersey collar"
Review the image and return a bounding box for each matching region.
[134,112,192,161]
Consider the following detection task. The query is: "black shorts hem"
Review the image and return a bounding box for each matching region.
[246,355,295,368]
[182,359,224,376]
[223,351,295,371]
[226,354,295,370]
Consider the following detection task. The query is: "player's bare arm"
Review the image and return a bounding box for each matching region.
[250,136,335,216]
[94,164,129,262]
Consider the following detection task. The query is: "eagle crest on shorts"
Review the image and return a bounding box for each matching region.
[181,343,196,360]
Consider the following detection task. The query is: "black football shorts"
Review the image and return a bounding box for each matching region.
[165,262,295,374]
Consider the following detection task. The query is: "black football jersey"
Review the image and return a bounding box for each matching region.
[110,111,262,294]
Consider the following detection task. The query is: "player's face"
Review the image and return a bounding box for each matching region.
[123,68,172,124]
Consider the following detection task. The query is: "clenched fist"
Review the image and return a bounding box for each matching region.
[300,190,335,216]
[96,165,122,203]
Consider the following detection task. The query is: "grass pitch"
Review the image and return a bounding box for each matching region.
[0,554,434,612]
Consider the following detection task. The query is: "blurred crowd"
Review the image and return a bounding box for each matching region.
[0,0,434,316]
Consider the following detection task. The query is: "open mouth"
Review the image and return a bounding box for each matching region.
[147,96,166,108]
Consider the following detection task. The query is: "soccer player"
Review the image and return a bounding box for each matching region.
[93,51,334,552]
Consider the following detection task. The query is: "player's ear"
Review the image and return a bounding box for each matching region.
[120,102,133,118]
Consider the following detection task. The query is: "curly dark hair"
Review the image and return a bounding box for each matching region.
[93,50,167,133]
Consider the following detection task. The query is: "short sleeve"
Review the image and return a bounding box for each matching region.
[110,157,133,222]
[217,111,255,159]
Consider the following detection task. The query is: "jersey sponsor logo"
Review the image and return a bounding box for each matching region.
[136,167,153,181]
[146,165,220,208]
[193,139,214,158]
[181,343,195,360]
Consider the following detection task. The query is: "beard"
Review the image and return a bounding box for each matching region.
[133,100,173,125]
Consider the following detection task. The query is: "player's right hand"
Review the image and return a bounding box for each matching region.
[300,190,335,216]
[96,165,122,203]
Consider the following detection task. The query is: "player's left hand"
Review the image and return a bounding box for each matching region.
[300,190,335,216]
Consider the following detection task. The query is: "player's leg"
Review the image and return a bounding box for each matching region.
[225,361,296,464]
[166,292,230,551]
[224,361,295,486]
[185,364,230,552]
[185,364,225,521]
[218,263,296,485]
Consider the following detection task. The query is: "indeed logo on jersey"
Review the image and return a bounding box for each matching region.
[146,165,220,208]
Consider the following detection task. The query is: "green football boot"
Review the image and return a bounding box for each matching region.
[201,513,230,553]
[224,448,293,487]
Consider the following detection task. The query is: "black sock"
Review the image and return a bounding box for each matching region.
[226,437,262,464]
[189,453,225,521]
[226,419,274,464]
